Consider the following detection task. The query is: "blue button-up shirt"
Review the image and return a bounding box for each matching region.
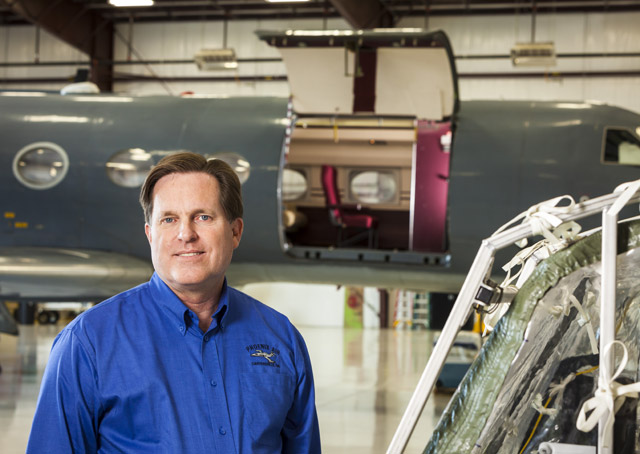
[27,273,321,453]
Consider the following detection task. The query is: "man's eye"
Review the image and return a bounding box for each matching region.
[161,218,175,224]
[198,215,211,221]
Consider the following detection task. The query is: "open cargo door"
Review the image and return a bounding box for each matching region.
[258,29,459,262]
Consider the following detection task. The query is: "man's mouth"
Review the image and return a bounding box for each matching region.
[176,252,204,257]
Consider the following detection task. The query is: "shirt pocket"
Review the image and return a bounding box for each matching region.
[239,372,295,450]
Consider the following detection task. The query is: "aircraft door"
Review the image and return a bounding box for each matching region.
[410,120,451,253]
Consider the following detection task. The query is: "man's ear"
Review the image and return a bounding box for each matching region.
[145,223,152,245]
[231,218,243,249]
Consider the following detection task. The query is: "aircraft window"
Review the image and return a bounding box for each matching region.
[603,127,640,166]
[208,152,250,184]
[13,142,69,190]
[106,148,154,188]
[282,168,308,201]
[349,170,398,204]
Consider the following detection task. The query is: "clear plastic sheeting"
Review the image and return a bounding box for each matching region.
[424,220,640,454]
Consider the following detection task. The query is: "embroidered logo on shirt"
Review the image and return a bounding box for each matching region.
[246,344,280,368]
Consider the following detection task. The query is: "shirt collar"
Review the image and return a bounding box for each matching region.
[210,279,230,331]
[149,272,230,335]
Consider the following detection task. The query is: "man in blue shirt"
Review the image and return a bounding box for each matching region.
[27,152,321,453]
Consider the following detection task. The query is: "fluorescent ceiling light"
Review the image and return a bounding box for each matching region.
[266,0,310,3]
[109,0,154,6]
[194,48,238,71]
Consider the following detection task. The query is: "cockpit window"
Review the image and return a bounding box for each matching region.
[282,167,308,201]
[349,170,398,204]
[208,152,250,184]
[13,142,69,190]
[106,148,154,188]
[603,127,640,166]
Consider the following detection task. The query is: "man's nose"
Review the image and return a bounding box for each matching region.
[177,221,197,242]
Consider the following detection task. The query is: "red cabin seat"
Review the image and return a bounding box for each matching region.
[321,165,378,248]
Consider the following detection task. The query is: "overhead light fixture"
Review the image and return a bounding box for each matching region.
[265,0,310,3]
[511,42,556,67]
[109,0,154,6]
[194,49,238,71]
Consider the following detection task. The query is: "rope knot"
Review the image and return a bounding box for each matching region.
[577,341,640,448]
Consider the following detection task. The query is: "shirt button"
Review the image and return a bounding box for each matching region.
[204,334,209,342]
[178,324,185,332]
[219,427,226,436]
[210,380,217,387]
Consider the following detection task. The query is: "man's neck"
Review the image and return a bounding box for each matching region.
[170,281,224,332]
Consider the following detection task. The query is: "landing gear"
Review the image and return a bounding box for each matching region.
[36,310,60,325]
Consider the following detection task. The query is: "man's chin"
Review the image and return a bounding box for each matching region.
[164,272,223,292]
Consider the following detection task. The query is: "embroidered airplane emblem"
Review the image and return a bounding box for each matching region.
[251,350,276,363]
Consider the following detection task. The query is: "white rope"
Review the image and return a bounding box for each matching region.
[532,364,598,416]
[547,292,599,355]
[532,393,558,416]
[576,341,640,448]
[497,196,582,288]
[549,372,577,401]
[532,372,578,417]
[493,195,579,242]
[553,221,582,243]
[614,179,640,195]
[500,240,550,288]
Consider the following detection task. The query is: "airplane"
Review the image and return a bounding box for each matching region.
[0,29,639,330]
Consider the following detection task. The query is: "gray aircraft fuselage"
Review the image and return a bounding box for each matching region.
[0,93,639,301]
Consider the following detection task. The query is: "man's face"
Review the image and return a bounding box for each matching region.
[144,172,243,297]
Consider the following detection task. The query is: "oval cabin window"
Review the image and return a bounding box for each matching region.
[106,148,154,188]
[13,142,69,190]
[349,170,398,204]
[282,168,308,201]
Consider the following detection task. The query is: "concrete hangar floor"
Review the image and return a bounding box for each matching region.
[0,322,450,453]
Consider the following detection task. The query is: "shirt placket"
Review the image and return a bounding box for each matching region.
[202,327,237,453]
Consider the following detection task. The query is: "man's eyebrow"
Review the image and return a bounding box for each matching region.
[157,209,213,217]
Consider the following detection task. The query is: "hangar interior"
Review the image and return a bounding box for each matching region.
[1,1,640,453]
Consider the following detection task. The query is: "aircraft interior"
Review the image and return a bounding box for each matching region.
[282,116,451,254]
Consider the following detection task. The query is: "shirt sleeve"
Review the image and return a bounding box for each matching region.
[282,328,321,454]
[27,328,100,454]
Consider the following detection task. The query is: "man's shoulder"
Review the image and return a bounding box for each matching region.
[64,281,151,333]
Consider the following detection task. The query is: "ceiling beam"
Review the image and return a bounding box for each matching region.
[329,0,394,29]
[1,0,113,91]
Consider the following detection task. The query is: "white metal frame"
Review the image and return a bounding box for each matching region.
[387,180,640,453]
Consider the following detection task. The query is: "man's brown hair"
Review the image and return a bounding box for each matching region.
[140,152,243,224]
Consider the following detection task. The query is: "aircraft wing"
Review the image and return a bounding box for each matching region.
[0,247,153,302]
[0,300,18,335]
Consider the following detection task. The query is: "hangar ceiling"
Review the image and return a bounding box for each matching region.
[1,0,638,91]
[2,0,640,28]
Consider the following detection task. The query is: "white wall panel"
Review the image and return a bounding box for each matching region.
[459,76,640,113]
[456,55,639,74]
[1,13,639,112]
[242,282,345,328]
[1,25,88,88]
[2,26,86,62]
[112,17,348,85]
[397,12,640,112]
[399,12,640,53]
